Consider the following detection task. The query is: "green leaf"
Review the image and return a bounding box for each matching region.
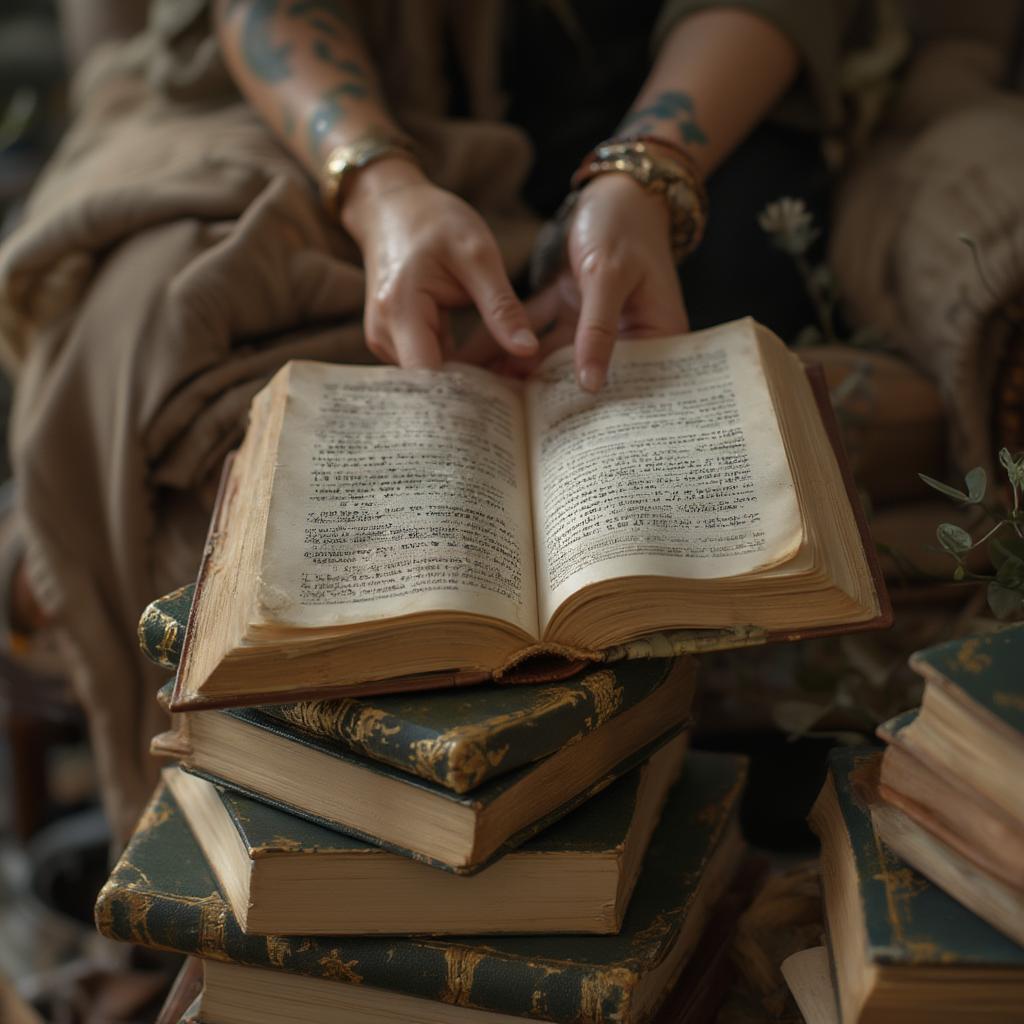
[918,473,968,503]
[936,522,972,554]
[999,448,1024,487]
[964,467,986,504]
[987,581,1023,620]
[953,564,966,581]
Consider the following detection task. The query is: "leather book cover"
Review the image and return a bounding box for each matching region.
[154,656,690,795]
[812,748,1024,969]
[908,625,1024,740]
[96,752,747,1023]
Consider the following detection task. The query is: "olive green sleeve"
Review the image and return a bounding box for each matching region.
[652,0,863,132]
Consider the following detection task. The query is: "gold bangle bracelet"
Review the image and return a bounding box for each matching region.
[320,134,420,220]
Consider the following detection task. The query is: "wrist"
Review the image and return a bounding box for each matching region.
[339,157,430,238]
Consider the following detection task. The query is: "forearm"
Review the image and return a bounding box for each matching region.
[619,8,800,177]
[214,0,416,184]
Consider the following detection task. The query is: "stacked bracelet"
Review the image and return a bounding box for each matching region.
[569,136,709,263]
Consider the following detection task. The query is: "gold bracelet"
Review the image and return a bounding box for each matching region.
[570,138,708,262]
[320,133,420,220]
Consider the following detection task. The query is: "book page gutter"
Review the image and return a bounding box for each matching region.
[525,325,804,631]
[257,362,539,636]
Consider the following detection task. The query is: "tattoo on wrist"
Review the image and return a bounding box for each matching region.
[617,91,708,146]
[308,82,369,157]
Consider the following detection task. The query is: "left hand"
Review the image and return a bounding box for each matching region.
[459,172,690,387]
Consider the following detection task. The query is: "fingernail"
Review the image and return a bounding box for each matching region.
[511,328,538,353]
[579,364,605,392]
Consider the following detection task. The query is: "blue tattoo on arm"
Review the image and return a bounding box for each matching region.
[311,40,367,76]
[618,91,708,145]
[307,82,369,157]
[238,0,293,82]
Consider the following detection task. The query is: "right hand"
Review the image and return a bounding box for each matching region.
[342,159,539,369]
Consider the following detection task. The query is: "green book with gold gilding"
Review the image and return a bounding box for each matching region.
[809,748,1024,1024]
[96,751,748,1024]
[146,585,693,794]
[164,731,686,936]
[153,657,694,874]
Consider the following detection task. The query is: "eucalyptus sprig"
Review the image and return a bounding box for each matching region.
[921,448,1024,619]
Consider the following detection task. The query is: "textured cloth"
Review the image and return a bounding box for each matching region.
[831,26,1024,474]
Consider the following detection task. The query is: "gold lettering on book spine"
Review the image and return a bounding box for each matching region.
[439,948,486,1007]
[580,670,624,728]
[952,637,991,675]
[318,950,364,984]
[577,966,634,1023]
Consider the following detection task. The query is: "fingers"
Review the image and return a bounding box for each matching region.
[620,269,689,339]
[458,246,539,360]
[573,255,634,392]
[365,292,444,369]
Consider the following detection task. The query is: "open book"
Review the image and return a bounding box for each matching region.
[173,318,888,709]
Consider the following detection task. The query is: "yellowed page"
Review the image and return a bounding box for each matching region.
[257,361,539,636]
[524,319,803,630]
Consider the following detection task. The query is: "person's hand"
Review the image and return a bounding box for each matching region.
[461,172,689,387]
[342,159,539,369]
[563,172,689,391]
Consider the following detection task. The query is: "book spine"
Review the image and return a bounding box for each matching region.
[138,583,195,669]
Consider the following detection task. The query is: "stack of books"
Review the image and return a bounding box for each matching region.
[791,627,1024,1023]
[874,626,1024,945]
[96,632,751,1022]
[95,321,892,1022]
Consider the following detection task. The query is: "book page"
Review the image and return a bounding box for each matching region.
[525,321,803,629]
[258,361,538,635]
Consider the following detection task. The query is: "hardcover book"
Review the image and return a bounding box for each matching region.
[96,751,748,1024]
[163,732,686,935]
[878,709,1024,894]
[901,625,1024,825]
[152,656,693,873]
[147,621,695,794]
[169,318,889,709]
[809,748,1024,1024]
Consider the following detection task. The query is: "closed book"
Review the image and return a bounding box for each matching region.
[96,751,748,1024]
[189,857,762,1024]
[904,625,1024,825]
[162,733,686,935]
[809,748,1024,1024]
[878,709,1024,893]
[152,656,693,874]
[145,601,693,794]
